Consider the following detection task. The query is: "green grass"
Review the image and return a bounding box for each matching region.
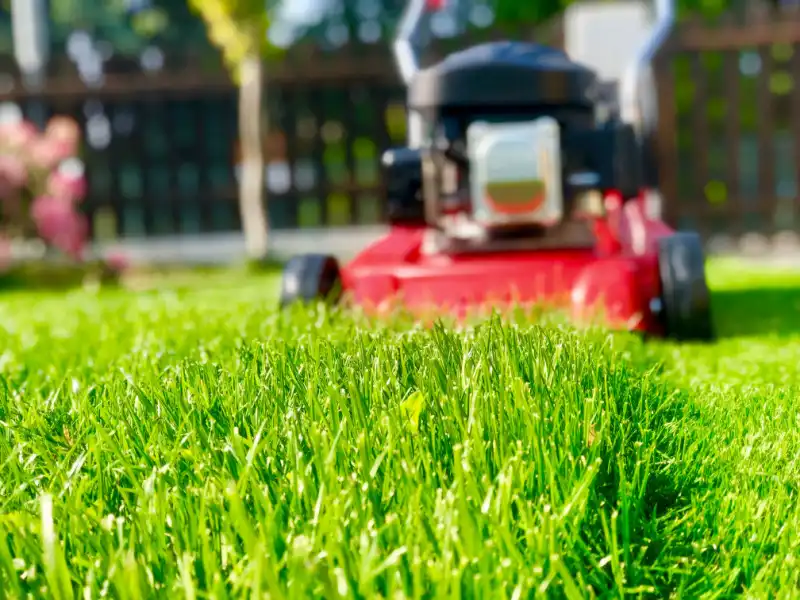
[1,260,800,598]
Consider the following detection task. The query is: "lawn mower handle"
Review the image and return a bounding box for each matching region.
[393,0,429,146]
[393,0,428,87]
[620,0,676,189]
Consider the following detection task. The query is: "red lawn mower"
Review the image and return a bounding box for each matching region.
[279,0,714,341]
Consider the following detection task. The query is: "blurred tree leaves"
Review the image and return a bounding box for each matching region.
[0,0,785,62]
[131,7,170,38]
[492,0,780,26]
[25,0,212,58]
[187,0,273,77]
[494,0,568,26]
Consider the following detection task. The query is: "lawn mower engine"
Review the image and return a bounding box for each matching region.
[279,2,713,341]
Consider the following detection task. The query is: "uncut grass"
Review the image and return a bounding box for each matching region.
[0,265,798,598]
[634,264,800,598]
[0,282,679,598]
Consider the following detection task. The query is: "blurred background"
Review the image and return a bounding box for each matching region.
[1,0,800,267]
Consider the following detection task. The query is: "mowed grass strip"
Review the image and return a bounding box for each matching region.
[0,262,797,598]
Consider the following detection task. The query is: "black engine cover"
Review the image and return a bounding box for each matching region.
[408,41,597,111]
[563,122,642,200]
[382,147,424,224]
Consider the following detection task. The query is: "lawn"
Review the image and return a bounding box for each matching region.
[0,259,799,599]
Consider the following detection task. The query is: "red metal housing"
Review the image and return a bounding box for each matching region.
[340,195,671,334]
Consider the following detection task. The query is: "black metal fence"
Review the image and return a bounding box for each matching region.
[8,0,800,249]
[6,54,407,240]
[0,3,566,241]
[653,2,800,243]
[3,52,407,239]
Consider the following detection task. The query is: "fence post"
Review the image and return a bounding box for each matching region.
[11,0,50,128]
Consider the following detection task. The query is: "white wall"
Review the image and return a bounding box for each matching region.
[564,1,654,82]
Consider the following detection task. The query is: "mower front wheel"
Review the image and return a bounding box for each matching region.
[279,254,343,308]
[657,232,714,341]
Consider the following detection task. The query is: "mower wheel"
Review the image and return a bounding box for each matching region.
[279,254,342,308]
[657,232,714,341]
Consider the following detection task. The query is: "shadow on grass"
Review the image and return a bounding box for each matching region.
[711,285,800,339]
[0,262,121,293]
[0,261,285,295]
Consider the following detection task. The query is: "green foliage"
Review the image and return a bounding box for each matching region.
[40,0,216,58]
[492,0,747,26]
[676,0,735,18]
[493,0,567,26]
[130,7,170,38]
[188,0,273,77]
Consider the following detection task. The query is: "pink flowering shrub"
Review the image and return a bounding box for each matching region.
[0,115,90,268]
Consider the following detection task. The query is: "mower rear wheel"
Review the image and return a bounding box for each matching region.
[657,232,714,341]
[279,254,342,308]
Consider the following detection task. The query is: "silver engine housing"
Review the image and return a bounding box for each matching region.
[466,117,563,228]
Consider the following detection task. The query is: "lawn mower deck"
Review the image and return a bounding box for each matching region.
[342,226,662,332]
[279,200,714,341]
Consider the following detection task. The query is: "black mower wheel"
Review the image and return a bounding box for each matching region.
[279,254,343,308]
[657,232,715,342]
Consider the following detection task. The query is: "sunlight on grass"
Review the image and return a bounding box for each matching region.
[708,257,800,291]
[0,258,798,597]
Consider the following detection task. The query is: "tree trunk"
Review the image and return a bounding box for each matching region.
[237,53,269,261]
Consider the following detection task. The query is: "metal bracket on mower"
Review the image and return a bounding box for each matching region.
[394,0,433,148]
[393,0,427,87]
[394,0,467,147]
